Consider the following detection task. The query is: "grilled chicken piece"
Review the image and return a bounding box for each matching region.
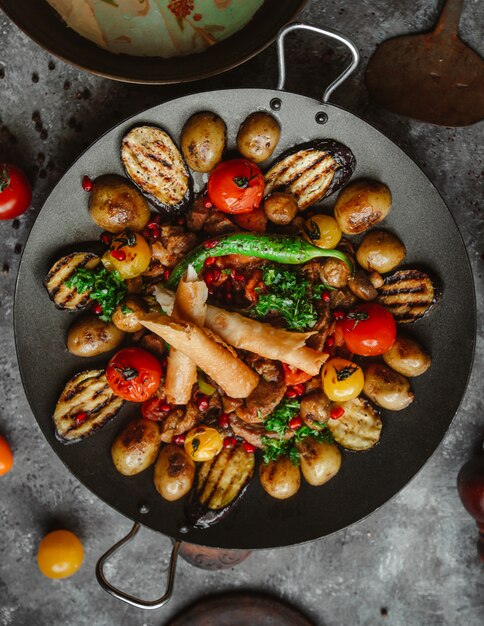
[144,226,197,276]
[53,370,124,443]
[300,390,331,430]
[44,252,100,310]
[377,269,437,323]
[186,196,238,235]
[243,355,283,383]
[159,403,200,443]
[121,125,192,215]
[264,140,356,210]
[327,396,382,451]
[229,414,294,449]
[235,379,287,424]
[187,443,255,528]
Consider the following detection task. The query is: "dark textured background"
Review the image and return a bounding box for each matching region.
[0,1,483,624]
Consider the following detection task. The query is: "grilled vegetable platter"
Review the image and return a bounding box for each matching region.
[14,88,475,550]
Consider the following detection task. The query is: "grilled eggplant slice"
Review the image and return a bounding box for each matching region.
[121,125,192,215]
[377,269,438,323]
[264,140,356,211]
[327,396,382,451]
[187,443,255,528]
[53,369,124,443]
[44,252,100,310]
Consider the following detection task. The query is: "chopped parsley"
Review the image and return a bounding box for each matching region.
[253,266,329,331]
[65,266,127,322]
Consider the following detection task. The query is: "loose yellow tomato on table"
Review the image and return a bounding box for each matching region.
[322,357,364,402]
[303,214,342,249]
[184,426,223,462]
[0,434,13,475]
[102,230,151,279]
[37,530,84,579]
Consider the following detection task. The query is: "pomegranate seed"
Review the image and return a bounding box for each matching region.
[289,416,303,430]
[203,239,218,249]
[159,403,172,412]
[74,411,87,425]
[223,436,237,449]
[243,441,256,453]
[204,256,217,267]
[173,434,186,446]
[330,406,345,420]
[141,227,151,239]
[333,309,346,320]
[225,292,233,301]
[208,288,215,295]
[110,249,126,261]
[322,291,331,302]
[291,384,305,397]
[177,217,185,225]
[147,222,160,240]
[153,213,162,224]
[234,271,245,282]
[204,198,213,209]
[197,396,209,412]
[204,271,214,286]
[218,413,230,428]
[100,231,112,246]
[326,336,334,348]
[285,389,297,399]
[81,175,92,192]
[163,269,171,281]
[92,303,103,315]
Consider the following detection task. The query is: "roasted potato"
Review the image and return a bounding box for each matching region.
[112,296,149,333]
[383,336,431,377]
[297,438,342,486]
[363,363,414,411]
[356,230,406,273]
[259,457,300,499]
[263,192,298,225]
[236,112,281,163]
[67,314,125,357]
[348,270,378,301]
[334,180,392,235]
[111,418,161,476]
[180,111,226,173]
[154,444,195,502]
[88,174,150,234]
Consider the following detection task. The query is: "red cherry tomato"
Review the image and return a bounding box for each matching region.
[0,164,32,220]
[340,303,396,356]
[282,364,313,386]
[0,435,13,476]
[106,348,162,402]
[207,159,264,214]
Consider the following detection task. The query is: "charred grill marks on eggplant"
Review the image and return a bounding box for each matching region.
[377,269,437,323]
[44,252,100,310]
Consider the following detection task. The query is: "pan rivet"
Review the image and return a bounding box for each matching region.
[315,112,328,125]
[138,503,150,514]
[270,98,282,111]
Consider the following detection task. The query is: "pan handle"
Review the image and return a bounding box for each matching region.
[95,522,181,610]
[276,22,360,103]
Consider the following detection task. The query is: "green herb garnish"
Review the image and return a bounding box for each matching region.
[264,398,301,436]
[65,266,127,322]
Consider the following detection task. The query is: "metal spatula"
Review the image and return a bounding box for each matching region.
[365,0,484,126]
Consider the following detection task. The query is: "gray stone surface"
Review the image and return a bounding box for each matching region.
[0,1,483,625]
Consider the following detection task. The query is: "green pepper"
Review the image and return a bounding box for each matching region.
[166,233,353,289]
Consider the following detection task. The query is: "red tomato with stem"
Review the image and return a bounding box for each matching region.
[106,348,162,402]
[282,363,313,386]
[0,164,32,220]
[207,158,264,214]
[340,303,396,356]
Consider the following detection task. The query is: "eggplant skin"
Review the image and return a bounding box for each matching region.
[121,125,193,216]
[44,252,100,310]
[264,139,356,210]
[377,269,439,323]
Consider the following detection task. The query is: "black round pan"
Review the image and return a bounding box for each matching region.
[0,0,307,83]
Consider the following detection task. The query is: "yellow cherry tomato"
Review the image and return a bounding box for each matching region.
[0,435,13,476]
[37,530,84,579]
[102,231,151,279]
[322,357,364,402]
[303,214,342,249]
[184,426,223,462]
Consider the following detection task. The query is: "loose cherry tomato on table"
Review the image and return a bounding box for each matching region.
[339,303,396,356]
[282,364,313,386]
[0,163,32,220]
[322,357,364,402]
[207,158,264,214]
[0,434,13,476]
[37,530,84,579]
[106,347,162,402]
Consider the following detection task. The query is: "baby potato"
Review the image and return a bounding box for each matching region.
[67,314,125,357]
[88,174,150,234]
[112,296,149,333]
[297,438,342,486]
[334,180,392,235]
[263,192,298,225]
[356,230,406,273]
[111,418,161,476]
[259,456,300,500]
[237,112,281,163]
[383,336,431,377]
[154,444,195,502]
[363,363,414,411]
[181,111,226,173]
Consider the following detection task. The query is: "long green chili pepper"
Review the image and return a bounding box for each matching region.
[166,233,353,289]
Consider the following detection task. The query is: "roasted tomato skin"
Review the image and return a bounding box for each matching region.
[141,397,170,421]
[0,164,32,220]
[0,435,13,476]
[282,364,313,386]
[101,231,151,279]
[322,357,364,402]
[340,303,396,356]
[207,158,264,214]
[106,347,162,402]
